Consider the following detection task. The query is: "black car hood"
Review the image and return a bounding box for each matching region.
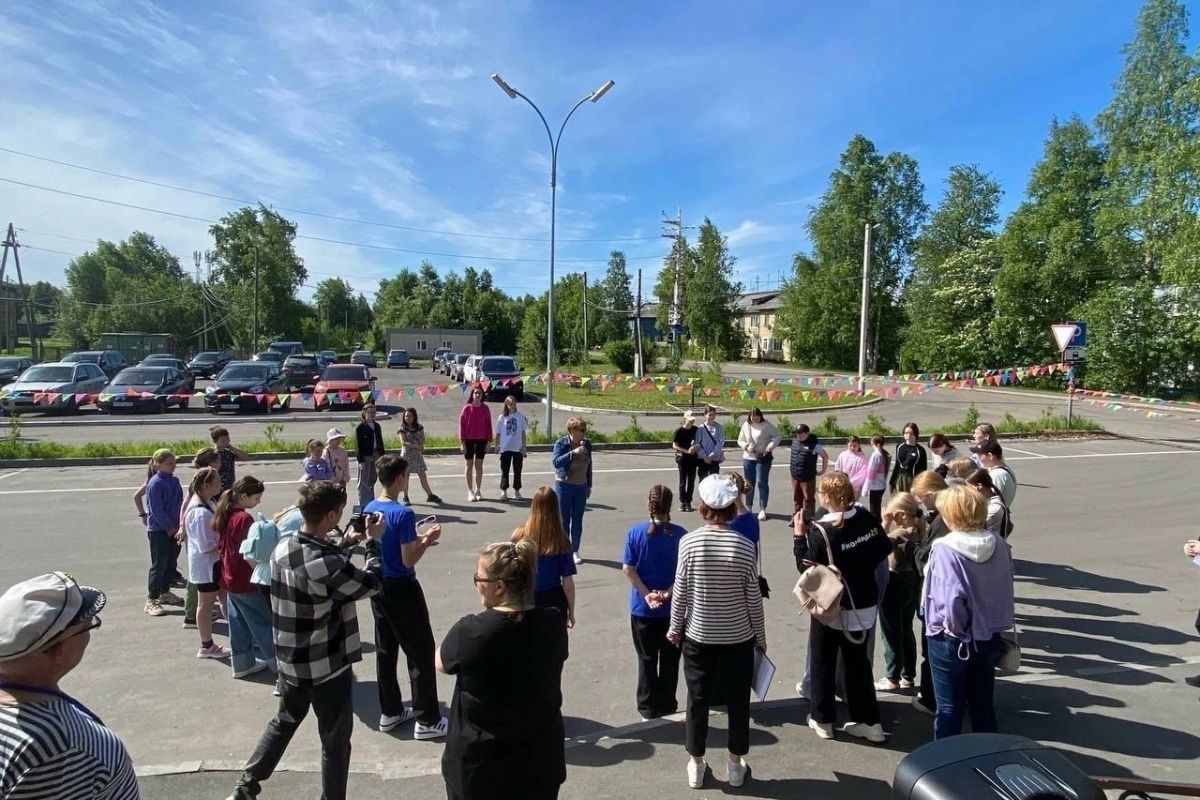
[211,379,272,391]
[107,383,172,393]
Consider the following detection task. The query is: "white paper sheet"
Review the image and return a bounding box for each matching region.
[752,650,776,702]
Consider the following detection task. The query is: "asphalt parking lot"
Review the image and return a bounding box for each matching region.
[1,438,1198,798]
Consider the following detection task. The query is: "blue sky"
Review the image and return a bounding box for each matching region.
[0,0,1191,301]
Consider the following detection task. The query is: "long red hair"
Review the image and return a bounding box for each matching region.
[511,486,570,556]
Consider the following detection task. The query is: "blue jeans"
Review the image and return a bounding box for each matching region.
[229,589,276,674]
[927,632,1002,739]
[741,458,772,512]
[555,481,588,553]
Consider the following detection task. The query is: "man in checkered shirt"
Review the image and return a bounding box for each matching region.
[226,481,384,800]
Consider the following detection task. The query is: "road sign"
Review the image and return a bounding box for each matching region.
[1063,346,1086,363]
[1051,321,1086,353]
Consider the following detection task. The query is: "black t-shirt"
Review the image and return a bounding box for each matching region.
[440,607,568,799]
[673,426,697,458]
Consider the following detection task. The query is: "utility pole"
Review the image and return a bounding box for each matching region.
[582,271,588,361]
[252,242,260,352]
[634,268,644,377]
[193,251,207,351]
[0,224,37,358]
[857,221,873,392]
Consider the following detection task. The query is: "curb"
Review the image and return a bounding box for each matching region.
[529,392,884,417]
[0,431,1113,470]
[8,410,390,429]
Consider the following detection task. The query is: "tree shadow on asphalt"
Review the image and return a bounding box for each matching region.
[1014,559,1166,594]
[1017,630,1184,683]
[719,771,893,799]
[582,558,625,572]
[1016,612,1193,647]
[1018,597,1139,618]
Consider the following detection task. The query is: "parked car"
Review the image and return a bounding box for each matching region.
[99,366,191,413]
[0,362,108,415]
[315,364,375,409]
[252,351,285,365]
[475,355,524,401]
[450,353,471,381]
[282,354,323,389]
[318,350,338,367]
[462,355,483,384]
[386,349,410,369]
[0,357,34,386]
[204,361,289,414]
[440,352,457,375]
[62,349,127,379]
[432,347,452,371]
[350,350,377,368]
[187,350,231,378]
[268,340,304,357]
[139,355,196,392]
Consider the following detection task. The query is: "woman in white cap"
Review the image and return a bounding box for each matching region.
[0,572,139,799]
[670,410,700,512]
[667,474,765,790]
[399,407,442,504]
[322,427,350,487]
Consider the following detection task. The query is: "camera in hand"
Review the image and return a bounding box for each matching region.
[349,505,366,534]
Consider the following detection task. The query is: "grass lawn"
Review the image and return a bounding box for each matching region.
[549,383,866,413]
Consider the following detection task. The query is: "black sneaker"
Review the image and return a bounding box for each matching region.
[427,494,442,504]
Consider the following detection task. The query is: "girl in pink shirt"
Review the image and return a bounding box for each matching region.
[458,386,493,502]
[834,436,871,499]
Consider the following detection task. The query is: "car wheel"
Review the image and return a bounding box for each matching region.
[515,390,524,402]
[180,398,190,410]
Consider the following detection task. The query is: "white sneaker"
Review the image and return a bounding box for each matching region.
[687,758,707,789]
[573,553,582,565]
[500,489,509,500]
[379,706,415,732]
[144,599,166,617]
[414,716,449,740]
[841,721,887,743]
[467,491,477,503]
[474,490,483,502]
[727,757,749,787]
[757,510,767,521]
[196,642,231,659]
[795,681,808,699]
[232,659,269,679]
[514,490,524,501]
[807,715,834,740]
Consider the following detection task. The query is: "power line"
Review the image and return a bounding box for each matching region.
[0,144,660,244]
[0,177,667,265]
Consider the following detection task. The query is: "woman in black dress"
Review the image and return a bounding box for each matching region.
[889,422,928,494]
[437,540,569,800]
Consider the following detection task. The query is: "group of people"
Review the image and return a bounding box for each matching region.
[1,403,1034,799]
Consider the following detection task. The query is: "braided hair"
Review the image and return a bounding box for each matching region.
[647,484,673,536]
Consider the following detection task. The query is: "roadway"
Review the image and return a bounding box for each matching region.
[0,439,1197,798]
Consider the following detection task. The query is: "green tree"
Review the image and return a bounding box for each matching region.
[684,219,743,360]
[313,278,354,330]
[654,235,694,337]
[991,117,1108,364]
[777,135,927,370]
[900,165,1002,369]
[208,205,307,350]
[592,251,635,345]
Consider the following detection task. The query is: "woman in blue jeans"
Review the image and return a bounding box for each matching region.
[921,485,1015,739]
[216,476,276,680]
[552,417,593,565]
[736,407,780,521]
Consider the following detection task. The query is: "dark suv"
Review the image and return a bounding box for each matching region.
[62,349,127,379]
[187,350,232,378]
[282,354,323,389]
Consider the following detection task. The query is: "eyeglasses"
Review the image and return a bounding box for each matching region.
[46,616,101,650]
[472,575,501,585]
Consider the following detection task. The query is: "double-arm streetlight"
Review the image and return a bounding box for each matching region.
[491,73,615,434]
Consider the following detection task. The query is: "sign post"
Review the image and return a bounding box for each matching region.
[1051,322,1086,426]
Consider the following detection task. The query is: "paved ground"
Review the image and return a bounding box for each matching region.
[1,439,1199,798]
[8,359,1200,448]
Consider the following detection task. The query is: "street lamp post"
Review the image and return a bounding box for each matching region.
[491,73,615,435]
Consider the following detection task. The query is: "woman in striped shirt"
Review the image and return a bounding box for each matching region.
[668,474,765,791]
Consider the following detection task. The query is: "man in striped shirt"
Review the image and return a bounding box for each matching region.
[668,474,766,790]
[0,571,139,799]
[228,481,384,800]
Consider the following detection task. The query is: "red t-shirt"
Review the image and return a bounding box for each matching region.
[220,508,255,594]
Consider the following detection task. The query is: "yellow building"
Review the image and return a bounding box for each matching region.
[735,291,790,362]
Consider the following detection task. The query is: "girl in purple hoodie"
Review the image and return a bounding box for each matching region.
[922,485,1015,739]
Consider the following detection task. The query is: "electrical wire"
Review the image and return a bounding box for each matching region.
[0,144,661,244]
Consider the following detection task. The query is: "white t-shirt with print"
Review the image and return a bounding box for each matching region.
[497,412,527,453]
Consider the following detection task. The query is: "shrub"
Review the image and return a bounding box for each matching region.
[604,339,637,374]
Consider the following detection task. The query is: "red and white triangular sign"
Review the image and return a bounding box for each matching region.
[1051,323,1078,353]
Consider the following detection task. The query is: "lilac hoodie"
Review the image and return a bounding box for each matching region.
[921,530,1014,644]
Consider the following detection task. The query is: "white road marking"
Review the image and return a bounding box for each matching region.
[0,469,27,481]
[1005,447,1048,458]
[0,448,1197,496]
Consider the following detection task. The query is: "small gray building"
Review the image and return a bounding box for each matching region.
[385,328,483,358]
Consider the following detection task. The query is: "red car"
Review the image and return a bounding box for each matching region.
[315,364,375,408]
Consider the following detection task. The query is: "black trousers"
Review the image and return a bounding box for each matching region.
[631,616,680,718]
[146,530,172,598]
[677,456,698,504]
[238,668,354,800]
[697,460,721,482]
[809,618,880,726]
[682,638,755,757]
[917,616,936,710]
[499,451,524,491]
[371,577,440,724]
[447,784,559,800]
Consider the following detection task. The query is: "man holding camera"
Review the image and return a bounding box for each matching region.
[365,454,448,739]
[227,480,385,800]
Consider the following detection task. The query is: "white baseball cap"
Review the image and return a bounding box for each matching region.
[326,428,346,444]
[0,572,106,662]
[697,474,738,510]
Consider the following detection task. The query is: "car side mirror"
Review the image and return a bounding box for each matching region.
[369,376,377,382]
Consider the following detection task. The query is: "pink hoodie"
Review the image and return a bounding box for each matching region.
[459,402,492,441]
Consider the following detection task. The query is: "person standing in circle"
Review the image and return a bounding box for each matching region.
[671,410,701,512]
[355,404,386,509]
[889,422,928,495]
[789,424,828,531]
[834,436,870,499]
[865,435,891,520]
[695,405,725,482]
[494,396,528,501]
[322,428,350,487]
[622,485,685,721]
[398,408,442,505]
[875,492,925,693]
[668,474,765,790]
[459,387,492,502]
[144,448,183,617]
[552,417,593,565]
[512,487,577,627]
[437,541,569,800]
[737,407,780,521]
[215,476,275,681]
[184,466,230,660]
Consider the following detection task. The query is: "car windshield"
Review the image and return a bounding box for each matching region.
[320,351,336,358]
[255,352,283,361]
[20,366,75,383]
[192,352,219,363]
[456,355,469,364]
[481,357,517,373]
[389,350,405,356]
[220,365,270,381]
[61,352,98,363]
[0,358,23,369]
[323,366,367,381]
[114,369,167,385]
[285,356,317,366]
